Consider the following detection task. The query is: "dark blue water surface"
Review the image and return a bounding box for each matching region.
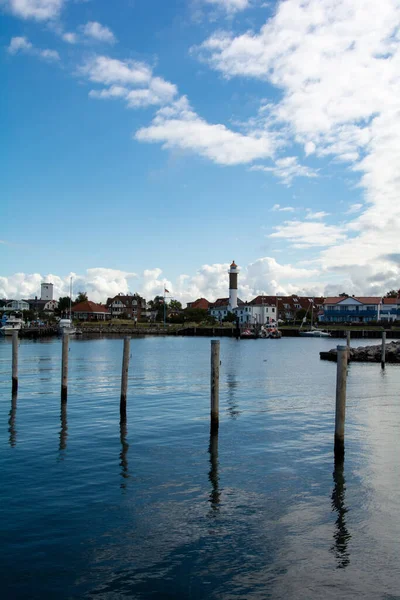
[1,335,400,599]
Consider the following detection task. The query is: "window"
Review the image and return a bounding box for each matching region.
[272,307,275,312]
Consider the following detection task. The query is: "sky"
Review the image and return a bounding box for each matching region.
[1,0,400,303]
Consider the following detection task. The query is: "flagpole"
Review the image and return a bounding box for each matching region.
[163,286,166,327]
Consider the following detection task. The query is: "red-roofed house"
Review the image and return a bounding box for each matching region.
[186,298,210,310]
[71,300,110,321]
[320,296,382,323]
[380,294,400,322]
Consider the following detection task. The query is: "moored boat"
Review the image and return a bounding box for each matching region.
[0,316,24,336]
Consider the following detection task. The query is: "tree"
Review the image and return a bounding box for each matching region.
[74,291,88,305]
[58,296,71,315]
[184,308,209,323]
[339,293,348,297]
[169,299,182,310]
[22,309,35,323]
[385,290,398,298]
[222,311,237,323]
[296,308,308,322]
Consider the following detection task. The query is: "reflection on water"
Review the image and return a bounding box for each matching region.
[208,431,220,513]
[120,417,129,490]
[226,361,240,419]
[1,336,400,599]
[331,458,351,569]
[8,392,17,448]
[59,403,68,455]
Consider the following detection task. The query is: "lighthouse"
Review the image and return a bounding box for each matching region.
[228,260,239,310]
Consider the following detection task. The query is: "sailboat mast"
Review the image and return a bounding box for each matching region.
[69,277,72,319]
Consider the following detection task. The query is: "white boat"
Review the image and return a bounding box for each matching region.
[0,316,24,336]
[58,318,76,336]
[299,299,331,338]
[299,327,331,338]
[58,277,76,335]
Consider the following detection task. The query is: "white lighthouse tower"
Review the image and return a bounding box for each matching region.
[228,260,239,311]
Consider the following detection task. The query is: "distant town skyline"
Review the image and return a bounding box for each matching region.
[2,0,400,300]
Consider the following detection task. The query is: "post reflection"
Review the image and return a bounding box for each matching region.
[120,417,129,491]
[8,392,17,448]
[226,363,240,420]
[59,403,68,455]
[208,431,220,513]
[331,457,351,568]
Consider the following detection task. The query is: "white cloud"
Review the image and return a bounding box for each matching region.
[136,96,275,165]
[82,55,178,109]
[203,0,251,13]
[7,36,60,61]
[81,21,116,44]
[305,210,330,220]
[345,203,363,215]
[194,0,400,270]
[81,55,152,85]
[62,32,77,44]
[4,0,65,20]
[2,256,399,304]
[7,36,33,54]
[251,156,318,185]
[271,204,295,212]
[270,220,346,248]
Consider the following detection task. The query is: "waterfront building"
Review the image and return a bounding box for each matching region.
[1,299,30,312]
[186,298,210,310]
[320,296,382,323]
[71,300,110,321]
[106,293,146,320]
[380,295,400,322]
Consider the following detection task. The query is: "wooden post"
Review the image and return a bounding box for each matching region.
[12,331,18,393]
[210,340,220,432]
[346,331,351,349]
[334,345,348,458]
[381,331,386,369]
[120,337,130,417]
[61,332,69,402]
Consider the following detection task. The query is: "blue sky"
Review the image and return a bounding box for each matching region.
[1,0,399,302]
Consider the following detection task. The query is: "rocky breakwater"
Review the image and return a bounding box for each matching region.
[320,341,400,363]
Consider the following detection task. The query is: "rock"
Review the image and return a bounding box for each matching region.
[320,340,400,363]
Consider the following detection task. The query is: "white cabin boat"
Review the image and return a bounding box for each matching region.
[299,327,331,338]
[0,316,24,336]
[58,318,76,336]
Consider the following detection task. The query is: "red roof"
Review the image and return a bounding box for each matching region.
[72,300,109,313]
[187,298,210,310]
[324,296,382,305]
[382,297,399,304]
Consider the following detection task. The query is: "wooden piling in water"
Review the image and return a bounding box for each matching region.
[210,340,220,432]
[381,331,386,369]
[12,331,18,394]
[334,345,348,458]
[61,332,69,402]
[346,331,351,349]
[120,337,130,417]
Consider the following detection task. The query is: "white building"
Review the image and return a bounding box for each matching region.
[41,283,54,301]
[3,300,30,312]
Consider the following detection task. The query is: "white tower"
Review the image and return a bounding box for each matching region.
[228,260,239,310]
[41,282,54,301]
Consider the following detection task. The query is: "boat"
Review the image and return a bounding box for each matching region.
[260,325,282,339]
[0,315,24,336]
[299,299,331,337]
[58,318,76,335]
[240,328,256,339]
[299,327,331,338]
[58,277,76,335]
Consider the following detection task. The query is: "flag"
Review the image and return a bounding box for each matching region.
[164,288,170,294]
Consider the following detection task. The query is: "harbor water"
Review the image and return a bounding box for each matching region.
[1,336,399,599]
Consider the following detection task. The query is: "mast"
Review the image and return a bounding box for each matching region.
[69,277,72,320]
